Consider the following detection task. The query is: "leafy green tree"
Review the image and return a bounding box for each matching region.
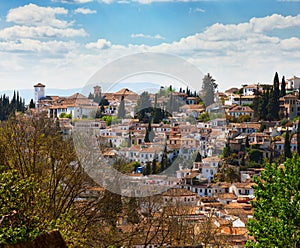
[246,156,300,247]
[248,149,263,164]
[224,166,240,184]
[297,122,300,156]
[0,115,89,246]
[284,130,292,159]
[198,112,210,122]
[222,139,231,158]
[0,169,42,244]
[201,73,217,107]
[101,115,113,126]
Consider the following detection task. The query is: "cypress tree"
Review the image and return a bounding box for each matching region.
[145,162,151,175]
[117,95,125,119]
[280,76,286,97]
[284,130,292,159]
[152,156,157,174]
[29,99,35,109]
[160,144,168,172]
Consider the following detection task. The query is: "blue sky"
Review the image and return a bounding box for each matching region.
[0,0,300,93]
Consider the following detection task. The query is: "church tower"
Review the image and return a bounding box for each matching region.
[34,83,45,103]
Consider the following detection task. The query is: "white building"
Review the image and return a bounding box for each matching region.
[34,83,45,103]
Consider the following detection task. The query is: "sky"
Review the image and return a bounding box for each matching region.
[0,0,300,93]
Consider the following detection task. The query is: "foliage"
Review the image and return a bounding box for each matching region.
[117,95,125,119]
[248,149,263,164]
[59,112,72,119]
[246,156,300,247]
[29,99,35,109]
[101,115,113,126]
[258,88,269,120]
[201,73,217,107]
[267,72,280,121]
[0,169,42,244]
[238,114,251,123]
[258,124,266,132]
[144,121,154,143]
[0,115,87,246]
[198,111,210,122]
[99,183,122,228]
[280,76,286,97]
[0,92,25,121]
[297,122,300,156]
[134,91,152,122]
[284,130,292,159]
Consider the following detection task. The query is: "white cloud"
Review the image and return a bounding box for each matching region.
[0,39,79,54]
[131,33,165,40]
[189,7,205,13]
[6,3,71,28]
[0,25,87,39]
[74,8,97,14]
[2,13,300,92]
[250,14,300,32]
[86,39,112,49]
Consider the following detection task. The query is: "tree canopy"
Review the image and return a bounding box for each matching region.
[246,156,300,247]
[201,73,218,107]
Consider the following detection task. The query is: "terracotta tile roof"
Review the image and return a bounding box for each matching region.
[162,188,196,197]
[217,193,238,200]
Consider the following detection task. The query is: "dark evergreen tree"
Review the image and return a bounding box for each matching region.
[152,156,157,174]
[195,152,202,162]
[144,126,150,143]
[88,92,94,99]
[144,162,151,175]
[284,130,292,159]
[29,99,35,109]
[0,92,25,121]
[245,136,250,149]
[280,76,286,97]
[117,95,125,119]
[267,72,280,120]
[201,73,217,107]
[160,144,168,172]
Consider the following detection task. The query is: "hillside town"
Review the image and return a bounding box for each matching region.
[13,72,297,247]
